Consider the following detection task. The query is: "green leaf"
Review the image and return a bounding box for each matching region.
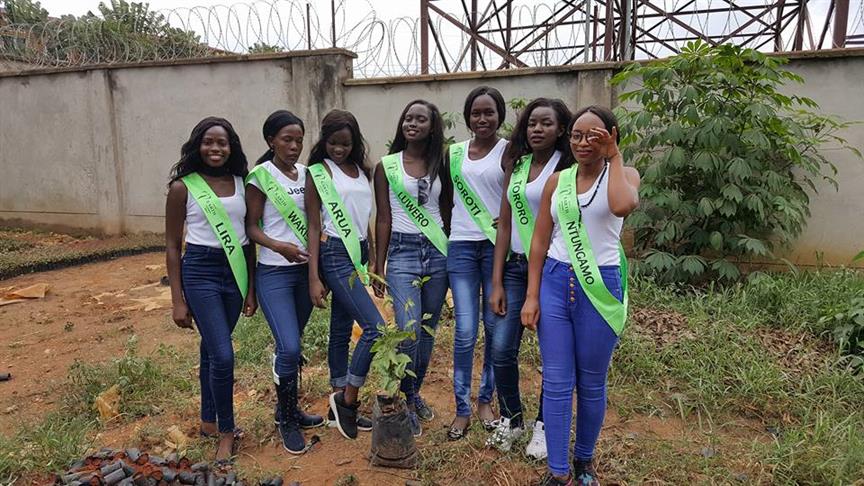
[709,231,723,250]
[698,197,715,217]
[679,255,707,276]
[711,259,740,281]
[721,184,744,202]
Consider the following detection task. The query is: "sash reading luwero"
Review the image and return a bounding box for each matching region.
[381,153,448,256]
[307,163,369,285]
[448,142,497,243]
[246,165,308,247]
[182,172,249,299]
[508,154,536,254]
[555,165,629,336]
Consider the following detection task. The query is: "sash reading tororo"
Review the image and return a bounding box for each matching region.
[381,153,448,256]
[555,165,629,335]
[246,165,308,247]
[307,163,369,285]
[508,154,536,254]
[448,142,498,243]
[182,172,249,299]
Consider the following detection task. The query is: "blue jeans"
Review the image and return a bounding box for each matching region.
[181,243,245,433]
[447,239,498,417]
[538,257,622,477]
[256,263,313,379]
[385,232,449,398]
[494,252,529,423]
[320,237,383,388]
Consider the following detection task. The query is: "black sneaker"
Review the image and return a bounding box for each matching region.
[414,395,434,422]
[275,380,306,455]
[329,405,372,431]
[407,410,422,438]
[536,472,573,486]
[329,391,358,440]
[572,460,600,486]
[298,409,325,429]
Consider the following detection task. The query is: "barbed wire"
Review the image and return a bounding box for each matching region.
[1,0,862,76]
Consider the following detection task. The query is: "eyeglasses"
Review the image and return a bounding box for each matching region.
[570,131,598,144]
[417,177,429,206]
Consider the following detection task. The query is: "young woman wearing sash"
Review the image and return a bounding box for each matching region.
[487,98,572,455]
[245,111,325,455]
[305,109,383,440]
[165,117,257,461]
[446,86,510,440]
[372,100,451,438]
[521,106,640,486]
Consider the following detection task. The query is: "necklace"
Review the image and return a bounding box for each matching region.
[579,162,608,209]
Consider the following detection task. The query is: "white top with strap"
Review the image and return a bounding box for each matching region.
[389,152,444,235]
[248,161,307,266]
[449,138,507,241]
[548,165,623,266]
[510,151,560,255]
[321,158,373,241]
[185,175,249,248]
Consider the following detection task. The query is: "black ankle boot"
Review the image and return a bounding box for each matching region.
[275,377,306,454]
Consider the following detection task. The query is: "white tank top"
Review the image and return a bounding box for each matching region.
[510,151,560,255]
[247,161,307,266]
[548,165,623,266]
[185,176,249,248]
[321,158,373,241]
[450,138,507,241]
[389,152,444,235]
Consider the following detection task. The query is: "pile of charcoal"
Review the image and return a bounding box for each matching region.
[55,448,286,486]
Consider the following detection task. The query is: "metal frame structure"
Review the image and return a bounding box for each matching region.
[418,0,861,74]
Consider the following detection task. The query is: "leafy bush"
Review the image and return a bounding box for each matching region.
[821,297,864,374]
[613,41,861,283]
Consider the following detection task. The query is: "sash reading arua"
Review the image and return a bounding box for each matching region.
[307,163,369,285]
[448,142,498,243]
[555,165,629,335]
[381,153,448,256]
[508,154,536,254]
[247,165,308,247]
[182,172,249,299]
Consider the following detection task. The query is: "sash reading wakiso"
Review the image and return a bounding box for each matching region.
[508,154,535,254]
[182,172,249,299]
[307,163,369,285]
[381,154,448,256]
[555,166,629,335]
[449,142,497,243]
[246,165,308,247]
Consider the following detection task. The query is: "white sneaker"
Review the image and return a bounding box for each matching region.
[485,417,523,452]
[525,420,547,460]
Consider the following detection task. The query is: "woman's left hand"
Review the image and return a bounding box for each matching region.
[589,126,620,159]
[243,293,257,317]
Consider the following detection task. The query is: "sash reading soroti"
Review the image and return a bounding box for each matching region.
[555,166,629,335]
[508,154,535,254]
[246,165,308,247]
[448,142,497,243]
[381,153,448,256]
[182,172,249,299]
[307,163,369,285]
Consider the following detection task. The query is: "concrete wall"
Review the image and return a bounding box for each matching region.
[0,48,861,266]
[0,50,353,233]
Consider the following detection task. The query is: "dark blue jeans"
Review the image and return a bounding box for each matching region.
[447,239,498,417]
[385,232,449,398]
[256,263,313,380]
[181,243,245,433]
[538,257,622,477]
[320,236,384,388]
[494,252,529,423]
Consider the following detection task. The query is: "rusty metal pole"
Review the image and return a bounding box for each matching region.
[833,0,849,48]
[604,0,613,60]
[421,0,429,74]
[331,0,337,48]
[793,1,806,50]
[620,0,633,60]
[471,0,478,71]
[505,0,512,68]
[584,0,592,62]
[306,2,312,50]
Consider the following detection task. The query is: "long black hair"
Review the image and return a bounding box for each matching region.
[168,117,248,185]
[256,110,305,165]
[462,85,506,130]
[388,99,446,186]
[505,97,573,171]
[307,109,370,179]
[569,105,620,144]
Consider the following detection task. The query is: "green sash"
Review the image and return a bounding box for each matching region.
[449,141,497,243]
[555,166,629,335]
[246,165,308,247]
[308,163,369,285]
[508,154,535,254]
[381,153,448,256]
[182,172,248,299]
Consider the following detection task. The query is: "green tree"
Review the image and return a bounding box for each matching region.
[613,41,860,283]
